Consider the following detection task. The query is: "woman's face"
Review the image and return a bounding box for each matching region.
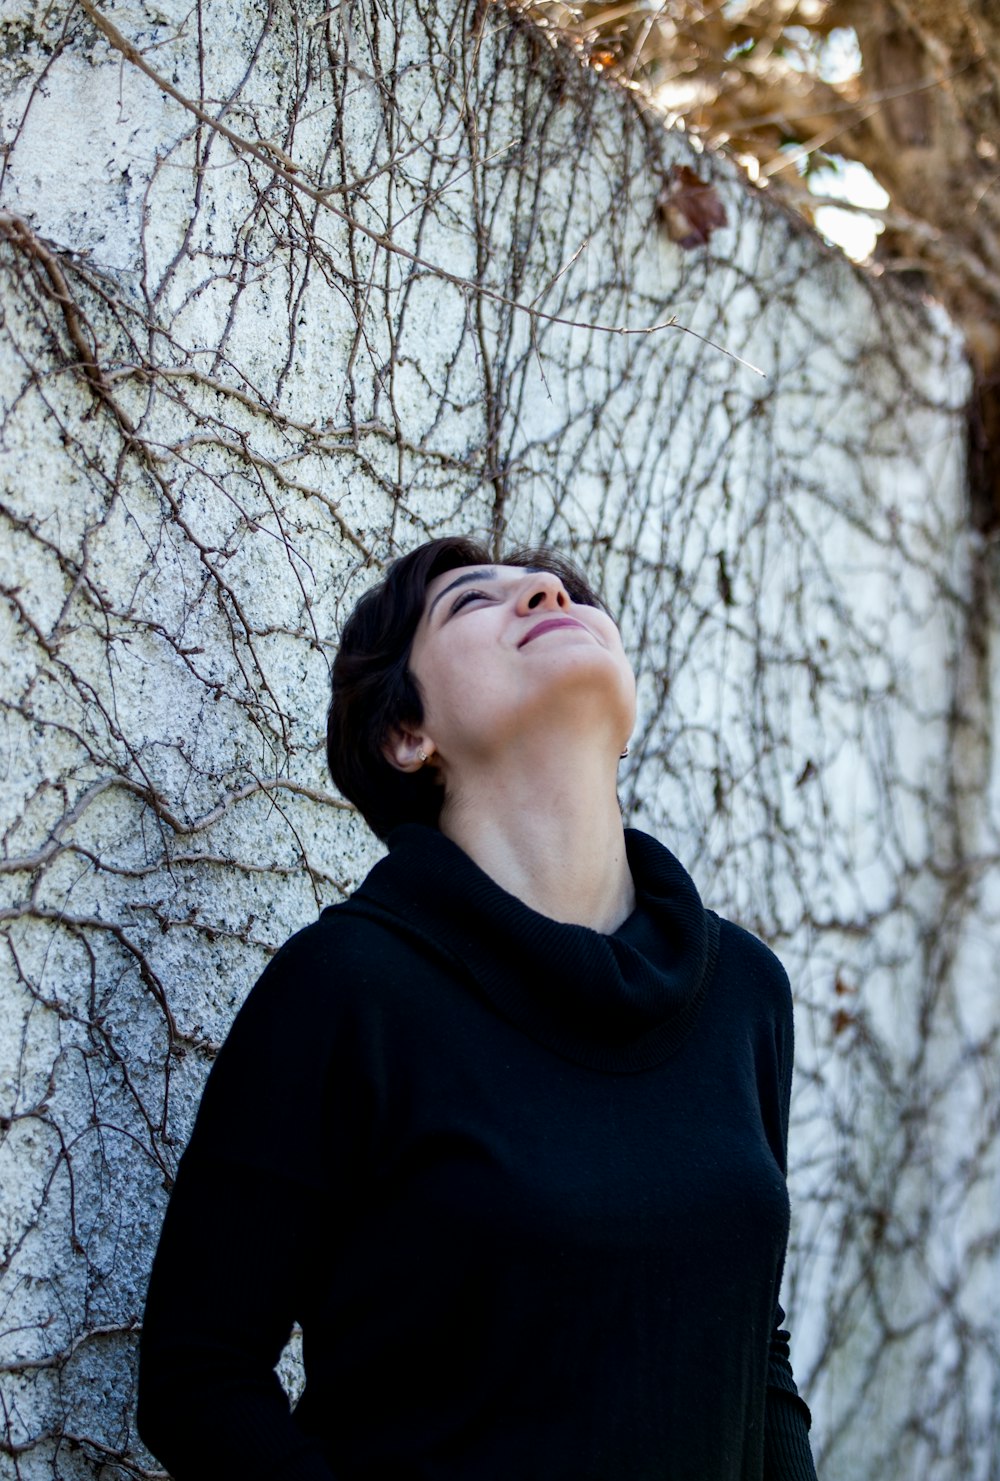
[404,563,636,764]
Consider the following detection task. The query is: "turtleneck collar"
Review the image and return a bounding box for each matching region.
[343,825,719,1073]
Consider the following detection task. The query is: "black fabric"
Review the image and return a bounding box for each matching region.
[138,827,818,1481]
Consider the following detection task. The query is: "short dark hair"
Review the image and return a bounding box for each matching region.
[327,536,606,840]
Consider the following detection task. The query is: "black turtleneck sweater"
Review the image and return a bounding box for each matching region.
[138,827,818,1481]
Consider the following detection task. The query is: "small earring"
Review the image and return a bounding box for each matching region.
[416,749,428,764]
[620,744,630,759]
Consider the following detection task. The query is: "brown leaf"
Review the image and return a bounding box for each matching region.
[795,758,817,787]
[657,165,728,249]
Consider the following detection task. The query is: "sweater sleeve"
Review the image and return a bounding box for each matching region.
[762,948,819,1481]
[137,924,356,1481]
[763,1306,818,1480]
[138,1158,336,1480]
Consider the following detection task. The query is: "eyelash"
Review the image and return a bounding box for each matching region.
[450,589,489,613]
[448,583,595,615]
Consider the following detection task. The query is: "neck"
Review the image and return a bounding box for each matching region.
[437,742,635,932]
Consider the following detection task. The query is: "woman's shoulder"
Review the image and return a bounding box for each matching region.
[240,898,412,1021]
[714,914,790,974]
[712,913,794,1016]
[187,905,405,1169]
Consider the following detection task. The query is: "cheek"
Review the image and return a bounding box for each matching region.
[624,670,638,723]
[608,637,638,720]
[411,644,488,732]
[600,623,635,683]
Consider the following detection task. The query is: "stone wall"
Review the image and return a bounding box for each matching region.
[1,1,996,1477]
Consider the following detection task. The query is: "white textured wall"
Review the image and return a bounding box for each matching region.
[1,1,996,1477]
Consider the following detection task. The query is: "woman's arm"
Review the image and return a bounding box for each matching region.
[763,1306,818,1480]
[761,947,819,1481]
[138,924,353,1480]
[138,1157,336,1481]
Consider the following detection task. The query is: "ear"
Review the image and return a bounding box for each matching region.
[382,725,436,774]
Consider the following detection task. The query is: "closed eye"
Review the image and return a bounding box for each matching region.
[450,588,491,614]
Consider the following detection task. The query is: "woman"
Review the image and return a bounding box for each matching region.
[138,536,818,1481]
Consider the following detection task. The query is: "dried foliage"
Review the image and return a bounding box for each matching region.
[0,2,997,1480]
[525,1,1000,364]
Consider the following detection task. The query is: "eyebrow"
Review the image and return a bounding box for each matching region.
[426,568,497,620]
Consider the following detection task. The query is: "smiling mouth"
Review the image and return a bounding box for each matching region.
[518,617,588,648]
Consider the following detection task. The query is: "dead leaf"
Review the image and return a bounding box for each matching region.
[657,165,728,249]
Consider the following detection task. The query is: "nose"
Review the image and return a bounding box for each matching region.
[517,569,570,613]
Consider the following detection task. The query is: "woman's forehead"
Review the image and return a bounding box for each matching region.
[427,562,539,591]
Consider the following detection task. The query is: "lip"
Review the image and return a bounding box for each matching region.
[518,616,589,648]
